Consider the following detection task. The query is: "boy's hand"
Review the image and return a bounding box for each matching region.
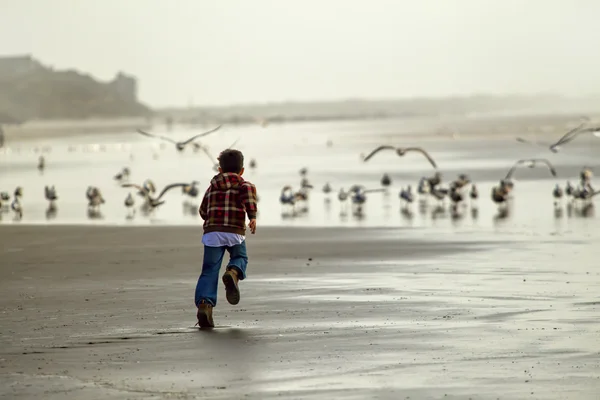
[248,219,257,234]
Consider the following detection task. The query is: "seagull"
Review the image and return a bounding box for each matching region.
[553,184,563,206]
[11,198,22,219]
[136,125,222,151]
[182,181,200,198]
[399,186,414,207]
[565,181,574,197]
[380,173,392,187]
[200,138,241,172]
[515,117,590,153]
[349,186,386,213]
[470,184,478,200]
[322,182,332,195]
[86,187,105,211]
[504,159,557,181]
[44,185,58,204]
[122,182,192,209]
[362,146,438,169]
[125,192,135,208]
[37,155,45,171]
[491,180,514,205]
[135,179,156,198]
[114,167,130,182]
[249,159,257,169]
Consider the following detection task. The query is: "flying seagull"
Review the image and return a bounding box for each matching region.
[362,146,438,169]
[136,125,222,151]
[200,138,241,171]
[505,158,557,181]
[121,182,192,208]
[516,117,590,153]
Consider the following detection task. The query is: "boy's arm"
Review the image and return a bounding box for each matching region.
[199,191,209,220]
[241,183,258,220]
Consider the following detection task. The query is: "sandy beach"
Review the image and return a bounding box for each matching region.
[1,225,598,399]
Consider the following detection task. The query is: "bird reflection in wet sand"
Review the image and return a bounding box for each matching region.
[125,193,136,219]
[182,201,200,217]
[493,207,511,223]
[87,208,104,220]
[45,204,57,220]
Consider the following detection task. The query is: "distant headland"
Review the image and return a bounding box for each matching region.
[0,54,151,124]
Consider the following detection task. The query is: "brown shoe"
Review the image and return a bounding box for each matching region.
[222,268,240,305]
[196,301,214,328]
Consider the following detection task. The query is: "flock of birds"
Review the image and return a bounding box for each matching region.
[0,117,598,223]
[0,124,256,221]
[277,118,599,220]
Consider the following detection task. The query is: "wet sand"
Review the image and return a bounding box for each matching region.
[1,225,598,399]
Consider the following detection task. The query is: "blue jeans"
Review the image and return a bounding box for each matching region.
[194,241,248,307]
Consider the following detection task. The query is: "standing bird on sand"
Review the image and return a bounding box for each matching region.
[322,182,332,195]
[553,184,563,206]
[11,198,23,220]
[86,187,106,212]
[136,125,222,152]
[470,184,478,200]
[44,185,58,205]
[124,193,135,217]
[380,173,392,187]
[37,155,45,172]
[399,186,414,208]
[362,146,438,169]
[114,167,130,183]
[349,185,386,214]
[279,186,296,215]
[337,188,350,214]
[491,180,514,205]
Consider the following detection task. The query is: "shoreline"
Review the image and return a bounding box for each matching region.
[1,225,598,399]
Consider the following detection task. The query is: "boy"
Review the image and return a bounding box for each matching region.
[195,149,258,328]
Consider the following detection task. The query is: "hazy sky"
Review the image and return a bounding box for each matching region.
[1,0,600,107]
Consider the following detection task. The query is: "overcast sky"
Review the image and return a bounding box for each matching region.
[1,0,599,107]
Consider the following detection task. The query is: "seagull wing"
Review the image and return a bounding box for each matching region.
[155,183,189,201]
[227,137,241,149]
[362,146,396,162]
[121,183,145,192]
[364,188,387,194]
[404,147,438,169]
[531,158,558,177]
[504,159,527,180]
[201,146,217,162]
[180,125,223,145]
[552,120,589,147]
[136,129,177,144]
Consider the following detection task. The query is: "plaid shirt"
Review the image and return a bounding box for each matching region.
[199,173,258,235]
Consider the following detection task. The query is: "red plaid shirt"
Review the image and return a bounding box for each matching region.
[199,173,258,235]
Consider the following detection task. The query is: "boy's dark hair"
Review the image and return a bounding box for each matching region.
[218,149,244,173]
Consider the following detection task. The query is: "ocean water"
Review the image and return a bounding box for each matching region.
[0,118,598,238]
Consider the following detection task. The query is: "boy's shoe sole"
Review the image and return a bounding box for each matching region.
[197,303,214,328]
[222,270,240,305]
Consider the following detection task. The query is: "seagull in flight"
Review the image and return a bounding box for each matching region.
[516,117,591,153]
[504,158,557,181]
[200,138,241,172]
[362,146,438,169]
[121,182,193,209]
[136,125,222,151]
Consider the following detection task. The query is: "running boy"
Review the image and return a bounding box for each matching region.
[195,149,258,328]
